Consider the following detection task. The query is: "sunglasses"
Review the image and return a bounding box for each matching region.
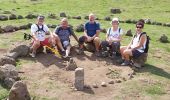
[136,26,143,29]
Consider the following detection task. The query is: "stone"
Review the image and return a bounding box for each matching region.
[92,83,98,88]
[108,80,114,84]
[4,78,15,89]
[0,15,8,21]
[125,29,133,36]
[3,25,15,32]
[14,26,20,31]
[101,82,107,87]
[25,14,37,19]
[159,34,168,43]
[19,25,29,29]
[60,12,67,17]
[6,52,19,60]
[115,79,121,83]
[66,58,78,71]
[75,24,84,32]
[72,16,81,19]
[132,53,148,68]
[51,24,57,28]
[9,14,17,20]
[9,45,30,57]
[74,68,84,91]
[0,56,16,66]
[18,15,24,19]
[8,81,31,100]
[104,16,111,21]
[100,28,107,33]
[48,13,57,19]
[85,43,95,52]
[125,19,132,23]
[110,8,121,14]
[84,16,89,19]
[0,26,3,33]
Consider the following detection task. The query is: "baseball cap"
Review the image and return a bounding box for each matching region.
[110,17,119,24]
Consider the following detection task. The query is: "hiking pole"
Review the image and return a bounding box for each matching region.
[23,33,62,58]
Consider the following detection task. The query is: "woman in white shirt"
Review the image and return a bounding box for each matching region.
[101,18,123,57]
[120,20,147,66]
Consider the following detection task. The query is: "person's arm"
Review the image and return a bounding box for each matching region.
[132,34,146,51]
[92,23,100,39]
[31,24,38,41]
[52,27,59,37]
[127,37,134,49]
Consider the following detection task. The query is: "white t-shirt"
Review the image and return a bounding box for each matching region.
[31,24,49,41]
[130,33,146,53]
[107,27,123,42]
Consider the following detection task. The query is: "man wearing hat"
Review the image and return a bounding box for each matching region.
[30,15,54,57]
[100,17,123,57]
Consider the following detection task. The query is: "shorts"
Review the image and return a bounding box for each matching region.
[61,40,70,49]
[132,50,143,58]
[32,38,51,47]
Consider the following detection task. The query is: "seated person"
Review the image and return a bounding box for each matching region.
[78,13,101,56]
[30,15,54,58]
[52,18,79,58]
[120,20,147,66]
[100,18,123,57]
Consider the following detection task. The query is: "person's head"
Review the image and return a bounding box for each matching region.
[37,15,45,25]
[136,19,144,33]
[60,18,68,28]
[89,13,95,23]
[111,17,119,29]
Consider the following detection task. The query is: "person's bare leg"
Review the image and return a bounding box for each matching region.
[120,46,127,59]
[93,37,100,52]
[30,40,40,57]
[65,45,71,57]
[53,36,65,51]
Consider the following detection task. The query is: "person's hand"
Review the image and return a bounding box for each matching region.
[87,36,92,42]
[108,39,112,45]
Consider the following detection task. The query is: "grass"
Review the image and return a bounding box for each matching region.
[0,0,170,99]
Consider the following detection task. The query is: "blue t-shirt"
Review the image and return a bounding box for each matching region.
[84,22,100,37]
[55,26,73,42]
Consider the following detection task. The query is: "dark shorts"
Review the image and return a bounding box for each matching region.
[101,41,120,52]
[132,50,143,58]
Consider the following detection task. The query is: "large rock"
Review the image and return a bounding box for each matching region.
[18,15,24,19]
[48,13,57,19]
[159,34,168,43]
[9,14,17,20]
[0,26,3,33]
[66,58,78,71]
[85,43,95,52]
[0,15,8,21]
[84,16,89,20]
[74,68,84,91]
[110,8,121,14]
[75,24,84,32]
[100,28,107,33]
[8,81,31,100]
[0,56,16,66]
[125,29,133,36]
[3,25,15,32]
[9,45,30,57]
[104,16,111,21]
[3,11,12,14]
[0,64,19,88]
[60,12,67,17]
[72,16,81,19]
[132,53,148,68]
[25,14,37,19]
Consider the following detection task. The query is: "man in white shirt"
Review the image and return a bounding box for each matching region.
[30,15,54,57]
[101,18,123,57]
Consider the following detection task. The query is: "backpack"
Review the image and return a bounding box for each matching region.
[36,24,45,33]
[133,32,150,53]
[108,27,121,36]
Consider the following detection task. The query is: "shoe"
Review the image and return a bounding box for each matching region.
[121,60,130,66]
[30,52,36,58]
[101,51,109,57]
[61,50,66,57]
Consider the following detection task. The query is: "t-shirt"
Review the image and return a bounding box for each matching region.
[84,22,100,37]
[54,26,73,42]
[107,27,123,41]
[31,24,49,41]
[131,33,146,53]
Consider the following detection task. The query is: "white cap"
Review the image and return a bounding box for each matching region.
[111,17,119,24]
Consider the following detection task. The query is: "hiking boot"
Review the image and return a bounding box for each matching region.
[30,52,36,58]
[121,60,130,66]
[61,50,66,57]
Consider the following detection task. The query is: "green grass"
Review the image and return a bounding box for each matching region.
[0,0,170,99]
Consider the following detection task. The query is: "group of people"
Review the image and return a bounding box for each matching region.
[29,13,148,66]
